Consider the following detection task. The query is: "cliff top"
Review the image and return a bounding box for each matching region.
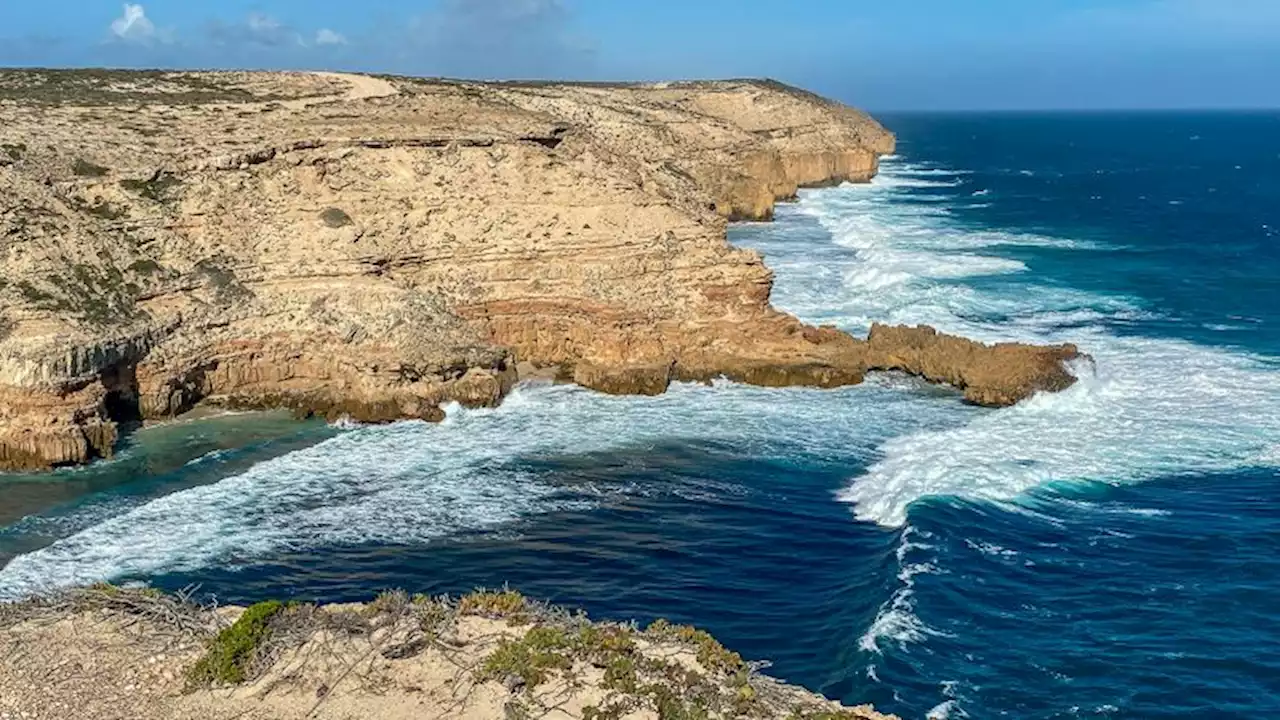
[0,68,847,104]
[0,585,895,720]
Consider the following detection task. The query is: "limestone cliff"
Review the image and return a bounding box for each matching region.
[0,70,1078,471]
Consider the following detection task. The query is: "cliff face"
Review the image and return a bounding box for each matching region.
[0,70,1077,471]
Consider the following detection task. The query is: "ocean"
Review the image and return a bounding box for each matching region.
[2,111,1278,719]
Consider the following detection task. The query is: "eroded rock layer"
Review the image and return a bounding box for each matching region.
[0,70,1079,470]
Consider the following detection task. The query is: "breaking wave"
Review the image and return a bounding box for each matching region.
[3,155,1278,602]
[859,526,945,654]
[748,158,1280,527]
[0,378,967,599]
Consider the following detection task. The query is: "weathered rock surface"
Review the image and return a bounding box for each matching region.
[864,324,1081,407]
[0,70,1079,471]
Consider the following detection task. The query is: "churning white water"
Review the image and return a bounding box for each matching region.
[2,158,1278,599]
[754,160,1280,527]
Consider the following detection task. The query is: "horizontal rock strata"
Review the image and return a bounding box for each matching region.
[0,70,1079,471]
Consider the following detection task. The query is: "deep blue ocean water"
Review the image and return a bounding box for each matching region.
[2,112,1279,719]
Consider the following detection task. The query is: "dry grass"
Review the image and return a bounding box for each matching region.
[0,69,255,106]
[1,586,886,720]
[0,584,220,641]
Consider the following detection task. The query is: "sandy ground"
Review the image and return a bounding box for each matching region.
[0,591,894,720]
[281,72,400,110]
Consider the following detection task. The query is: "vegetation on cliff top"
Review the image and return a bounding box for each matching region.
[185,599,285,687]
[0,585,887,720]
[0,69,258,106]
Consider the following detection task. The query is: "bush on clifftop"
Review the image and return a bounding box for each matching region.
[185,599,284,687]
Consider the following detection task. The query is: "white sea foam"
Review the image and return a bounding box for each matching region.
[752,170,1125,339]
[860,526,946,654]
[841,328,1280,526]
[1256,444,1280,466]
[792,158,1280,527]
[4,154,1277,596]
[964,539,1018,558]
[184,448,232,467]
[868,174,965,190]
[927,700,965,720]
[329,415,362,430]
[926,681,970,719]
[0,380,971,599]
[891,163,974,177]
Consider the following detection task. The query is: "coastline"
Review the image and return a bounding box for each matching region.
[0,69,1081,473]
[4,94,1278,720]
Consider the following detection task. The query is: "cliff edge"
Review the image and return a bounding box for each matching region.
[0,586,896,720]
[0,70,1079,470]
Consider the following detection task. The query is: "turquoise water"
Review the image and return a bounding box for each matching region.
[2,112,1279,718]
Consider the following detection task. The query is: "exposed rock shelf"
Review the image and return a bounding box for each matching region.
[0,70,1080,471]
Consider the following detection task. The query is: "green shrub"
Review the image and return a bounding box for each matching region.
[479,626,574,688]
[646,619,745,675]
[458,589,528,620]
[185,600,284,687]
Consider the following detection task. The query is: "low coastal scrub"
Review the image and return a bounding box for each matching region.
[0,585,890,719]
[457,587,530,620]
[0,69,263,106]
[185,599,284,687]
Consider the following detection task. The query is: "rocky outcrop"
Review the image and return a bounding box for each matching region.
[863,324,1081,407]
[0,70,1078,471]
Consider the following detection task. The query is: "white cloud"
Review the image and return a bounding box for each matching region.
[315,28,348,46]
[247,13,283,35]
[109,3,159,43]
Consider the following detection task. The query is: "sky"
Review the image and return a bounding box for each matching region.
[1,0,1277,110]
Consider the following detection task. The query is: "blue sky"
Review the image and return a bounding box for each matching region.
[1,0,1278,109]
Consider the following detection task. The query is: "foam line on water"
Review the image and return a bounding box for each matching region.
[860,526,945,654]
[0,379,978,599]
[840,332,1280,526]
[755,157,1280,527]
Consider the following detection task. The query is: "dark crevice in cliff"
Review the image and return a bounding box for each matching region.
[519,135,564,150]
[98,363,143,461]
[102,389,143,425]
